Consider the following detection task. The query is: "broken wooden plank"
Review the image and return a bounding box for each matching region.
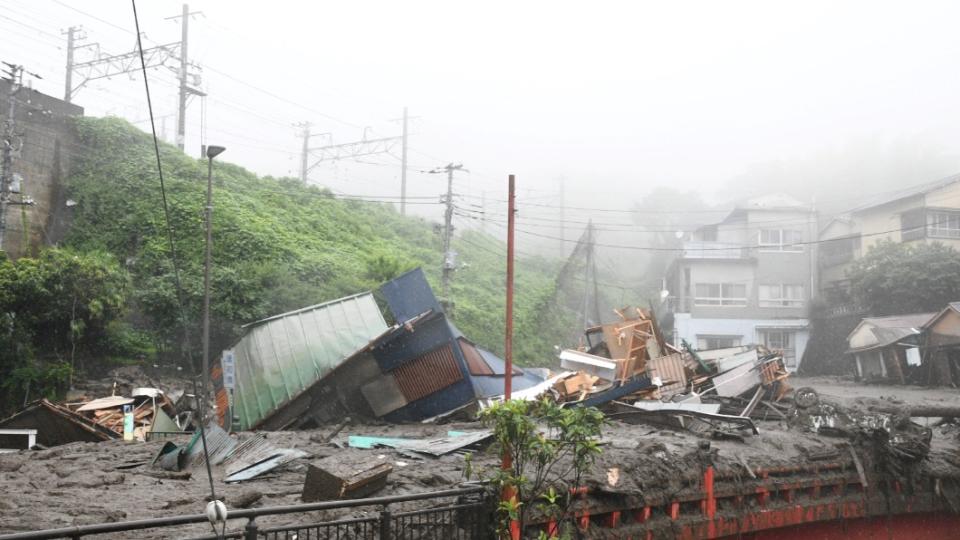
[301,461,393,502]
[740,386,765,417]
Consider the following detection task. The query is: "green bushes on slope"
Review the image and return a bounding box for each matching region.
[61,116,567,372]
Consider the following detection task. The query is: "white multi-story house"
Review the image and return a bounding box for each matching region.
[820,174,960,297]
[663,195,818,370]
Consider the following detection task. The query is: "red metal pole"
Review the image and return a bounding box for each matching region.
[502,174,519,540]
[505,174,515,400]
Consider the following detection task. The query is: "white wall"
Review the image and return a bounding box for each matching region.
[674,313,809,370]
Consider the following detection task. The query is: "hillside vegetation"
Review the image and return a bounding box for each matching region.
[58,117,565,370]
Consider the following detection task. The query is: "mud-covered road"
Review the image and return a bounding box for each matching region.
[1,377,958,538]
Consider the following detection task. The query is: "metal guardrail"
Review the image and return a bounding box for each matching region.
[0,486,490,540]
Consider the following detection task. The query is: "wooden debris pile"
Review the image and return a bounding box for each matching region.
[64,389,183,441]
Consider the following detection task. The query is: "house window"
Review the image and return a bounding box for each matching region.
[758,229,803,252]
[820,235,861,267]
[696,335,742,350]
[694,283,747,306]
[759,284,805,307]
[760,330,797,367]
[901,208,926,242]
[699,226,718,242]
[927,211,960,238]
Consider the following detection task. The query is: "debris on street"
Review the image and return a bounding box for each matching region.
[0,399,120,447]
[301,460,393,502]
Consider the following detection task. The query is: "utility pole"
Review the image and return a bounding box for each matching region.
[559,177,566,258]
[62,26,78,102]
[295,122,311,184]
[429,163,465,305]
[166,4,203,151]
[176,4,190,151]
[400,107,408,215]
[480,190,487,233]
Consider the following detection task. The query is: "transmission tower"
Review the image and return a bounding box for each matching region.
[299,132,401,183]
[64,4,204,151]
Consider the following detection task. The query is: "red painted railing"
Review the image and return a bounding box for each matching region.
[531,461,957,539]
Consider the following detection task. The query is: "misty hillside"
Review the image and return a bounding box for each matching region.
[61,117,568,366]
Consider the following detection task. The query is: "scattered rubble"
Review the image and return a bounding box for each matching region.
[2,276,959,538]
[1,379,959,538]
[302,460,393,502]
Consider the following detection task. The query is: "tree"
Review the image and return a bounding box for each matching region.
[0,249,130,413]
[847,240,960,316]
[479,399,605,538]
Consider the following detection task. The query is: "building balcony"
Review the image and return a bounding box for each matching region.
[681,241,749,259]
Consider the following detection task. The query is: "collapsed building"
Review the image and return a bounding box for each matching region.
[214,268,792,435]
[844,302,960,385]
[215,268,545,430]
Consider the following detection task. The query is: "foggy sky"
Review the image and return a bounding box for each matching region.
[5,0,960,228]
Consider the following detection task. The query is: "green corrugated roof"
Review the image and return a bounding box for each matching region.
[229,292,387,430]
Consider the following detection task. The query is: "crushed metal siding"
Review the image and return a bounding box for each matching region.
[392,343,463,401]
[647,353,688,398]
[230,292,388,431]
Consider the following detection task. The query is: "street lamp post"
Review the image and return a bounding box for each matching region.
[202,145,225,402]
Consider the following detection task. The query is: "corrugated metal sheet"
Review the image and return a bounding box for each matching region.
[229,292,388,430]
[188,422,236,466]
[392,343,463,401]
[646,353,688,398]
[460,339,493,376]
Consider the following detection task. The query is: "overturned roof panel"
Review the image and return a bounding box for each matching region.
[380,267,442,322]
[0,399,119,447]
[230,292,388,431]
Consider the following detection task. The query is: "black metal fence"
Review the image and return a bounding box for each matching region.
[0,487,491,540]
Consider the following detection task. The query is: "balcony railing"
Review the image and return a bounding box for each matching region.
[681,241,748,259]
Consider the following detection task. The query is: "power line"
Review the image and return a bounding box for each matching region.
[45,0,366,131]
[55,0,131,34]
[203,65,363,130]
[455,205,825,232]
[0,14,64,41]
[506,221,927,252]
[130,0,216,505]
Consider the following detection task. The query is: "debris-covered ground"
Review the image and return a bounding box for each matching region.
[2,376,960,539]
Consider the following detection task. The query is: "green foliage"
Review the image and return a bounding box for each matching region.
[847,240,960,316]
[0,248,130,413]
[62,117,565,369]
[480,399,605,536]
[365,252,413,283]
